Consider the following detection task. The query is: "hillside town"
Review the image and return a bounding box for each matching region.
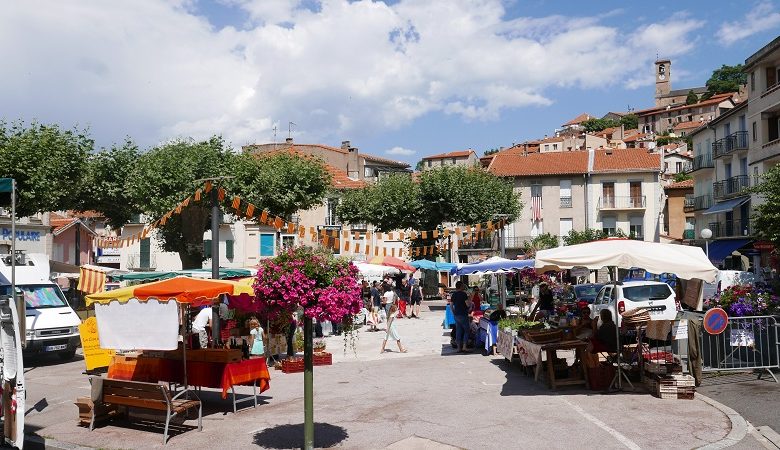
[1,3,780,450]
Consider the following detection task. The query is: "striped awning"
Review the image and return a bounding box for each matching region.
[77,265,110,294]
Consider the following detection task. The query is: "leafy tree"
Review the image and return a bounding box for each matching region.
[79,139,141,229]
[582,118,619,133]
[230,152,331,219]
[523,232,559,257]
[686,90,699,105]
[483,148,500,156]
[415,160,425,171]
[126,137,236,269]
[337,173,421,232]
[750,164,780,247]
[673,172,692,183]
[702,64,747,99]
[562,228,626,246]
[0,121,92,216]
[619,114,639,130]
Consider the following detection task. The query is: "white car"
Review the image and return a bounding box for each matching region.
[591,281,679,328]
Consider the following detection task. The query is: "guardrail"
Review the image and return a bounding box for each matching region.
[701,315,778,382]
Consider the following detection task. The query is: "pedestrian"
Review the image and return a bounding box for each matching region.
[191,305,212,349]
[361,280,371,309]
[380,304,408,354]
[369,281,382,331]
[247,317,266,359]
[382,285,396,318]
[450,281,471,353]
[409,278,423,318]
[398,278,411,318]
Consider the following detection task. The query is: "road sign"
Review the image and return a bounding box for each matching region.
[703,307,729,335]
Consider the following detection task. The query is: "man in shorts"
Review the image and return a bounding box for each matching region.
[409,278,423,318]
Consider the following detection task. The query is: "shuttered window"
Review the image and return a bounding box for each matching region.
[226,239,234,259]
[140,238,151,269]
[203,239,212,259]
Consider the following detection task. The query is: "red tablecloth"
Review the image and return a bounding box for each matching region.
[107,356,271,399]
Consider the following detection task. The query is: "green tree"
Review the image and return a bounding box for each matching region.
[751,164,780,246]
[702,64,747,99]
[562,228,626,245]
[415,160,425,171]
[0,121,92,216]
[619,114,639,130]
[581,118,619,133]
[337,173,421,232]
[686,90,699,105]
[483,148,500,156]
[79,139,141,229]
[523,232,559,257]
[673,172,692,183]
[126,137,236,269]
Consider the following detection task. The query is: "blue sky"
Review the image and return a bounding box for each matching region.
[1,1,778,165]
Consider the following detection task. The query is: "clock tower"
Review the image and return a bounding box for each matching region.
[655,59,671,106]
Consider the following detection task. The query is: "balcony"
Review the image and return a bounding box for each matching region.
[692,194,713,211]
[597,196,646,210]
[504,236,537,249]
[560,197,572,208]
[683,194,695,212]
[708,219,752,238]
[713,175,751,200]
[713,131,749,158]
[685,154,714,173]
[458,237,494,250]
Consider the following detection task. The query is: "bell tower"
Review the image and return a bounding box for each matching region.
[655,59,671,107]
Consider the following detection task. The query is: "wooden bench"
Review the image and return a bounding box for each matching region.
[89,377,202,444]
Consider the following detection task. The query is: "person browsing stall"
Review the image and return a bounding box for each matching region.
[248,317,266,358]
[450,281,471,353]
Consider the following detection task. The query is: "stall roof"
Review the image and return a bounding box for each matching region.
[109,268,254,282]
[707,239,752,264]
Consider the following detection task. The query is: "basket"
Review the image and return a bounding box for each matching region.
[524,329,563,344]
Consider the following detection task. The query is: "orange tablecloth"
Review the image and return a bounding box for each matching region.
[107,356,271,399]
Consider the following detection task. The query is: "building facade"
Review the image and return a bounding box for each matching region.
[421,150,479,170]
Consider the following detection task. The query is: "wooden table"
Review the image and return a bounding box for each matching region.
[540,340,590,390]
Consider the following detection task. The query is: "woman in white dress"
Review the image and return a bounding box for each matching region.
[380,304,408,354]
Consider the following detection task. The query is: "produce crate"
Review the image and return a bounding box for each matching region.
[281,358,305,373]
[523,329,563,344]
[313,352,332,366]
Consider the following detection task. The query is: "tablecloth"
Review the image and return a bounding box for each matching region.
[443,304,455,329]
[516,338,543,367]
[478,317,498,351]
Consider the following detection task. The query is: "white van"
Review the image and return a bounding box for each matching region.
[701,270,755,300]
[0,253,81,360]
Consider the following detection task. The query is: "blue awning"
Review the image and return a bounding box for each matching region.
[708,239,752,264]
[702,197,750,215]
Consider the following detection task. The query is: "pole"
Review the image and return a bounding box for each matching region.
[303,316,314,450]
[498,221,506,309]
[705,240,709,259]
[210,187,221,347]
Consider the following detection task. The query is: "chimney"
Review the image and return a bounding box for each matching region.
[341,140,350,150]
[605,147,613,155]
[523,144,528,156]
[285,137,293,144]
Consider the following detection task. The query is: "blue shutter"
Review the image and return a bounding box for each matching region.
[203,239,212,259]
[140,238,151,269]
[260,234,275,256]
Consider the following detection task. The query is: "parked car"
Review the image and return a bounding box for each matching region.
[573,283,604,305]
[590,281,679,328]
[702,270,755,300]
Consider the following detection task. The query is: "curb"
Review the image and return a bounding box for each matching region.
[696,393,748,449]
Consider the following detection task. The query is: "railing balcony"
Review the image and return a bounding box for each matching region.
[708,220,751,238]
[683,229,695,240]
[693,194,712,211]
[503,236,538,249]
[559,196,572,208]
[713,175,751,200]
[712,141,724,158]
[713,131,749,158]
[597,196,646,210]
[458,237,494,250]
[685,154,714,173]
[683,194,695,212]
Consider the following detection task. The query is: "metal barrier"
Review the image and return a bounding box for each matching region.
[701,315,779,382]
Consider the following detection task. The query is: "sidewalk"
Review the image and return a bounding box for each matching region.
[24,300,743,449]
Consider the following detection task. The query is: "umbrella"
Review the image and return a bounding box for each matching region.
[450,256,534,275]
[534,239,717,282]
[355,262,400,279]
[367,256,416,272]
[85,276,255,306]
[410,259,458,272]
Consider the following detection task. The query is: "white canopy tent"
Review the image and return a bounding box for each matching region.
[535,239,717,283]
[355,262,400,281]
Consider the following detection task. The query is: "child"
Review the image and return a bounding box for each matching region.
[248,317,266,359]
[380,304,408,354]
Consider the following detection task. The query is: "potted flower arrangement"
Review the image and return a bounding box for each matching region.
[704,285,780,317]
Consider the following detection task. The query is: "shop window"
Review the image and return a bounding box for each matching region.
[602,217,616,236]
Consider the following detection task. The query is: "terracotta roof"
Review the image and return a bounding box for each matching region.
[596,126,620,138]
[563,113,593,126]
[673,120,705,131]
[488,151,589,177]
[50,216,97,236]
[636,93,735,117]
[422,150,476,160]
[326,164,366,189]
[622,132,650,143]
[666,179,694,189]
[538,136,564,143]
[592,148,661,173]
[246,142,408,168]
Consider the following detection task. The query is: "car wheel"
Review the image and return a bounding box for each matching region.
[58,349,76,361]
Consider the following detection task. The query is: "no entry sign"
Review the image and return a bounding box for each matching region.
[703,308,729,335]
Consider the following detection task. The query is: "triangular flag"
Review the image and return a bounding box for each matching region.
[182,196,190,208]
[334,239,340,250]
[175,203,183,214]
[355,243,361,253]
[298,226,306,238]
[399,232,405,241]
[344,241,350,252]
[433,230,439,239]
[286,222,295,234]
[194,189,202,201]
[421,231,428,240]
[260,210,268,223]
[246,203,255,218]
[274,216,283,230]
[323,235,330,247]
[232,196,241,210]
[387,232,394,240]
[410,231,417,240]
[218,188,226,202]
[204,181,213,193]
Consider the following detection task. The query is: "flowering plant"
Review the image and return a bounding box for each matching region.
[253,246,362,323]
[705,284,780,317]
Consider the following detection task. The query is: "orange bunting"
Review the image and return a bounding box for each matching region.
[218,188,226,202]
[194,189,202,201]
[387,232,394,240]
[433,230,439,239]
[298,226,306,238]
[245,203,255,218]
[260,210,268,223]
[344,241,350,252]
[232,196,241,210]
[274,216,283,230]
[204,181,213,193]
[182,197,190,208]
[287,222,295,234]
[421,231,428,240]
[323,235,330,246]
[399,232,405,241]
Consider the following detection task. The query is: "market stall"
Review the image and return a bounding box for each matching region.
[85,276,271,412]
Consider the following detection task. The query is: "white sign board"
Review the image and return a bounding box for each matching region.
[730,329,754,347]
[672,320,688,340]
[570,266,590,278]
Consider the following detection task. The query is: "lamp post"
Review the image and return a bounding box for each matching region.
[700,228,712,259]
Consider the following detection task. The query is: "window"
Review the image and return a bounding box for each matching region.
[559,218,573,238]
[725,163,732,179]
[740,158,748,176]
[427,160,432,168]
[531,183,542,200]
[559,179,572,207]
[630,216,643,240]
[226,239,234,259]
[553,143,558,151]
[675,161,682,173]
[259,233,275,257]
[623,284,672,301]
[751,72,755,92]
[602,217,616,235]
[602,182,615,208]
[326,198,340,226]
[696,142,702,156]
[753,122,757,142]
[451,158,457,165]
[281,235,296,250]
[544,144,550,151]
[203,239,212,259]
[140,238,151,268]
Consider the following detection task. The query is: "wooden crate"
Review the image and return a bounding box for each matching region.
[75,397,121,426]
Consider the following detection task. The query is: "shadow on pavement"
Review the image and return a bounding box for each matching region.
[24,353,85,369]
[252,422,348,448]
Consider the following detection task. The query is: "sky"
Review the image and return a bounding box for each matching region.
[1,0,778,166]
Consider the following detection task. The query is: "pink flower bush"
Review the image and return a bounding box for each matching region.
[253,246,362,323]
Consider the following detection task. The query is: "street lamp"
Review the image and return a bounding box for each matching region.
[700,228,712,258]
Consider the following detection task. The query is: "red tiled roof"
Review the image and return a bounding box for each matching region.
[538,136,564,143]
[247,142,408,168]
[592,148,661,173]
[673,120,705,131]
[488,151,589,177]
[563,113,593,126]
[666,179,694,189]
[622,132,650,143]
[422,149,476,160]
[51,217,78,234]
[636,93,735,117]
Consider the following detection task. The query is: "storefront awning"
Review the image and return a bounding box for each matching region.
[707,239,752,264]
[702,197,750,215]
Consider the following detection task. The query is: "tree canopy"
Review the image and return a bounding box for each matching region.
[0,121,92,217]
[580,114,639,133]
[80,139,141,229]
[686,90,699,105]
[562,228,627,246]
[751,164,780,247]
[702,64,746,99]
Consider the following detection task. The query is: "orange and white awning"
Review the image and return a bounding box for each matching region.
[77,265,112,294]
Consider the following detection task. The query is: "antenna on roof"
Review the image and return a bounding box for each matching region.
[272,125,278,143]
[288,122,297,139]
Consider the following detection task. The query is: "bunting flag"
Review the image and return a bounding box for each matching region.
[274,216,283,230]
[334,239,340,250]
[287,222,295,234]
[194,188,202,201]
[323,235,330,247]
[433,230,439,239]
[217,187,226,202]
[387,232,394,240]
[260,210,268,223]
[421,231,428,240]
[298,226,306,238]
[399,232,404,241]
[204,181,213,193]
[245,203,255,218]
[232,196,241,210]
[77,266,107,294]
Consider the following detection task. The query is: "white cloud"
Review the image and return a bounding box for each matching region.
[0,1,706,149]
[718,1,780,46]
[386,146,415,156]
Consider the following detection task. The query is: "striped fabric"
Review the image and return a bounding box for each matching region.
[531,196,542,221]
[77,267,107,294]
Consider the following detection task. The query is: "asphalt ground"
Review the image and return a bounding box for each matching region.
[20,300,744,449]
